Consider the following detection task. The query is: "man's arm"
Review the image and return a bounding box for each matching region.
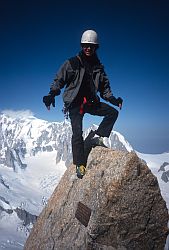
[43,60,72,110]
[99,69,123,109]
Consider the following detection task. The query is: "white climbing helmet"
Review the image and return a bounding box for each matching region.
[81,30,99,44]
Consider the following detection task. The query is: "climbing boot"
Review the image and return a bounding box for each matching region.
[76,165,86,179]
[91,135,107,148]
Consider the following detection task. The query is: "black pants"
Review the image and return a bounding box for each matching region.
[69,102,119,166]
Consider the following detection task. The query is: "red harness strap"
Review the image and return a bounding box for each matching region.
[79,97,87,115]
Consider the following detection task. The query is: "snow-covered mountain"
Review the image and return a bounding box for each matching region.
[0,112,168,249]
[0,113,132,170]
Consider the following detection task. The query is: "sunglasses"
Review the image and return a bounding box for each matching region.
[81,43,97,49]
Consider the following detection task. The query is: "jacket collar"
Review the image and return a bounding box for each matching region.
[77,51,103,70]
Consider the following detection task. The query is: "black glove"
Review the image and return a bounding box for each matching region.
[116,97,123,106]
[109,96,123,107]
[43,95,55,108]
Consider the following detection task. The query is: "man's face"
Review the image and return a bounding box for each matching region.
[82,43,97,57]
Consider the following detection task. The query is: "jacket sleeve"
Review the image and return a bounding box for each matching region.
[98,68,121,107]
[98,68,114,100]
[49,60,74,96]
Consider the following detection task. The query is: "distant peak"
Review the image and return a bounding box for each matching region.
[1,109,35,119]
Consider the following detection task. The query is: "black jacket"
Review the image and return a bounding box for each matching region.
[50,51,117,108]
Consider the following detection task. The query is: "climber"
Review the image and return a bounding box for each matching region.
[43,29,123,179]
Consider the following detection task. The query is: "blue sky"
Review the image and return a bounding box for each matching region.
[0,0,169,154]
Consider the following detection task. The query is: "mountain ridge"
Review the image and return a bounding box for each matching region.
[0,113,133,169]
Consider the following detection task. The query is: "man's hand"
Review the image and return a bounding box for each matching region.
[43,95,55,110]
[109,96,123,109]
[116,97,123,110]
